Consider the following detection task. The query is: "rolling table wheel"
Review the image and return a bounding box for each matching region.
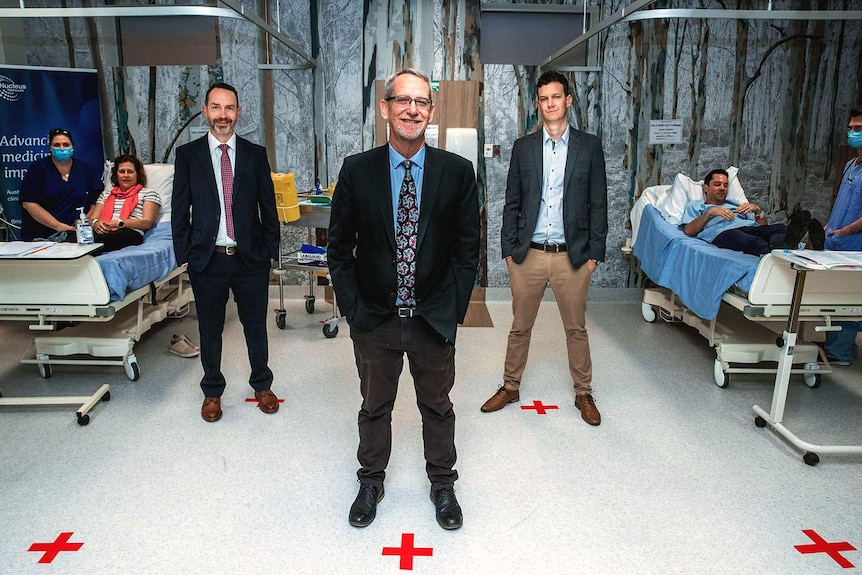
[323,323,338,338]
[754,416,767,428]
[803,452,820,466]
[305,296,316,314]
[276,310,286,329]
[77,414,90,426]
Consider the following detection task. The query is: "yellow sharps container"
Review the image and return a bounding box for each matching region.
[272,172,300,222]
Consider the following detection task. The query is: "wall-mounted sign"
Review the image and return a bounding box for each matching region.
[649,119,684,145]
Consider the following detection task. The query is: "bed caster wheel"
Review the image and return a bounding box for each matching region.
[77,414,90,426]
[305,296,316,314]
[803,452,820,466]
[124,356,140,381]
[322,323,338,338]
[38,363,53,379]
[641,302,657,323]
[713,360,729,388]
[276,311,286,330]
[803,373,821,388]
[754,416,767,428]
[101,391,111,401]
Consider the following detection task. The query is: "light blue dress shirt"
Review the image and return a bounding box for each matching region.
[531,127,568,245]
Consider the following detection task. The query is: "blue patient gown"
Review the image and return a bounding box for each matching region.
[824,159,862,362]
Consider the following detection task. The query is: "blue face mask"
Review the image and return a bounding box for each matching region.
[848,131,862,149]
[51,147,74,161]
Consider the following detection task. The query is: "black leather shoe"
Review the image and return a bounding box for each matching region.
[430,486,463,530]
[349,483,384,528]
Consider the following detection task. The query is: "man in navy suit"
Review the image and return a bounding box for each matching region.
[328,69,479,530]
[481,71,608,426]
[172,82,280,422]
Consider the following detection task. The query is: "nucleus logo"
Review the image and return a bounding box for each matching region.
[0,74,27,102]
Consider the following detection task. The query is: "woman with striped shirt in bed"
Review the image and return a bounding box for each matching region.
[86,154,161,253]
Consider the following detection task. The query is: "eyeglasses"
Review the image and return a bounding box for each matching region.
[49,128,72,138]
[848,126,862,133]
[386,96,433,110]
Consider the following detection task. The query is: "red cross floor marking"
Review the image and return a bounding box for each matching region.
[794,529,857,568]
[382,533,433,570]
[520,400,559,415]
[244,398,286,404]
[28,532,83,564]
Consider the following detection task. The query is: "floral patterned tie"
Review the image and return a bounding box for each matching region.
[396,160,418,307]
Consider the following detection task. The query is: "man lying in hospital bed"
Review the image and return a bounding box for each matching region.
[0,163,193,382]
[631,167,862,388]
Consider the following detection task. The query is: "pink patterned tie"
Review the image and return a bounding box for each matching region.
[396,160,418,307]
[218,143,235,240]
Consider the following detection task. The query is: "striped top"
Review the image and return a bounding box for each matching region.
[95,187,162,235]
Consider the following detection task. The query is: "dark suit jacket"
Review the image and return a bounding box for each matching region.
[328,145,480,343]
[501,126,608,268]
[171,135,279,272]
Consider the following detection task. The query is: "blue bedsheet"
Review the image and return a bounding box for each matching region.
[633,205,759,320]
[96,223,177,302]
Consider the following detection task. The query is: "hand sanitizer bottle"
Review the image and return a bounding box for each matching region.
[76,207,94,245]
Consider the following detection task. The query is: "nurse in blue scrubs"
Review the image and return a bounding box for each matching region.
[19,127,103,241]
[823,105,862,365]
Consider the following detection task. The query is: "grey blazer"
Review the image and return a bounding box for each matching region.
[500,127,608,268]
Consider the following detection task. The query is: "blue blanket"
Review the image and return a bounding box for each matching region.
[96,223,177,302]
[633,205,759,320]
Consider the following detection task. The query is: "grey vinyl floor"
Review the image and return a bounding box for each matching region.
[0,287,860,575]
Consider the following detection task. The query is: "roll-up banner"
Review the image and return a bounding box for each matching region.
[0,65,104,240]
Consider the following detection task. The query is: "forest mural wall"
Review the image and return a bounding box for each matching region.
[4,0,861,289]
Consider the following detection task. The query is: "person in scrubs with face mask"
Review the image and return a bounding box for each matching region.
[19,127,104,241]
[822,104,862,366]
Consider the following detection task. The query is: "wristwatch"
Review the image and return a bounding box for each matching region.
[118,219,125,228]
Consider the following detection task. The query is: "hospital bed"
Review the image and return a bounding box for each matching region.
[631,172,862,390]
[0,164,193,424]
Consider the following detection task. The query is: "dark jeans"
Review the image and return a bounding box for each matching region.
[351,314,457,488]
[188,252,273,397]
[712,224,788,256]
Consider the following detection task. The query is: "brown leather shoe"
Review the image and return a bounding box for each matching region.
[255,389,280,414]
[575,394,601,426]
[481,386,519,412]
[202,396,222,422]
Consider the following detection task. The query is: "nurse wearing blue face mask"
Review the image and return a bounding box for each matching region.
[822,105,862,366]
[19,127,104,241]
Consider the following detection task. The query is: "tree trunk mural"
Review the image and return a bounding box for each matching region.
[727,0,752,167]
[824,4,846,182]
[625,2,669,202]
[769,15,821,214]
[687,19,709,177]
[514,66,539,137]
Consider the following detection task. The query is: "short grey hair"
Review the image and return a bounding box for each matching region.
[382,68,432,100]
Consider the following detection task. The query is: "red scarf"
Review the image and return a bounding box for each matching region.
[102,184,142,225]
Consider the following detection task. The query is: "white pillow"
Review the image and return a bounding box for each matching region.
[656,166,748,225]
[143,163,174,225]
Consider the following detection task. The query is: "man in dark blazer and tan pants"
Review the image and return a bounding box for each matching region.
[328,69,479,530]
[481,71,608,426]
[172,82,280,423]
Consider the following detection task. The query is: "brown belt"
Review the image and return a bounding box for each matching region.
[530,242,567,253]
[214,245,238,255]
